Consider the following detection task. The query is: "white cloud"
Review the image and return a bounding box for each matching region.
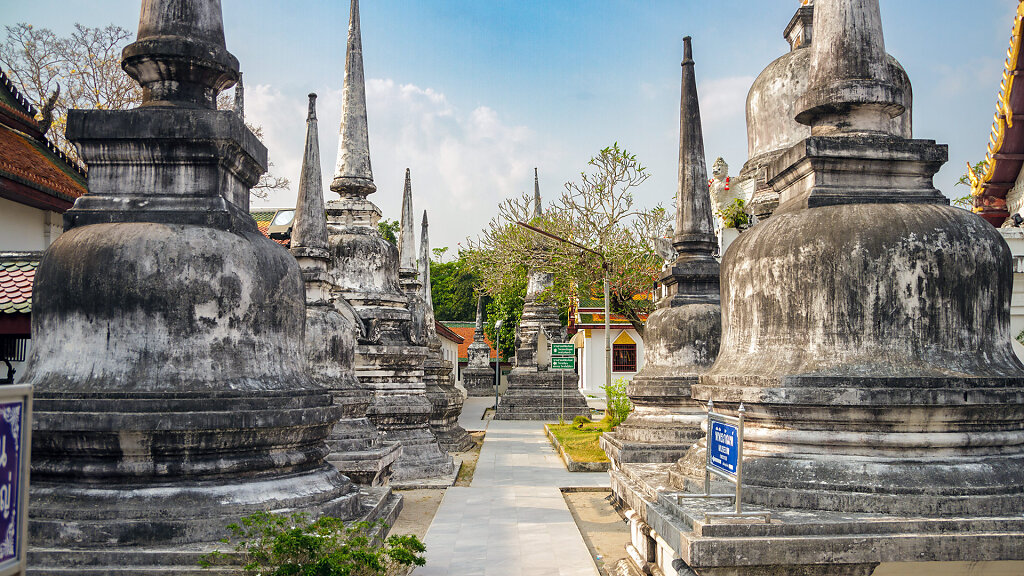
[245,79,553,251]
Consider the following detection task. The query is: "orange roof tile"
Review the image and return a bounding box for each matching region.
[0,258,37,314]
[444,322,498,361]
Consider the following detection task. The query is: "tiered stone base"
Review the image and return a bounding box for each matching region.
[600,403,704,467]
[609,463,1024,576]
[494,369,589,421]
[463,367,496,397]
[28,485,402,575]
[326,416,401,486]
[368,394,454,482]
[427,388,474,453]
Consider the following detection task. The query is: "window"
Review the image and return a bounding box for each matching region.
[612,343,637,372]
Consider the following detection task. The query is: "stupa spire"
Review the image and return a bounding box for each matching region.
[420,211,435,322]
[795,0,908,134]
[290,93,329,256]
[673,36,718,261]
[473,294,485,340]
[122,0,239,109]
[399,168,418,275]
[331,0,375,198]
[533,168,542,218]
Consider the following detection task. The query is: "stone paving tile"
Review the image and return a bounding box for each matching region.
[459,396,494,432]
[416,420,607,575]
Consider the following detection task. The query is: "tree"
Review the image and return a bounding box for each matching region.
[377,218,400,245]
[1,22,288,198]
[430,252,479,321]
[467,144,666,341]
[554,143,666,335]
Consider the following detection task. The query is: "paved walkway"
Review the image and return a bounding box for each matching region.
[416,420,608,576]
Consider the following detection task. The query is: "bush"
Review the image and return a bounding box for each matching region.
[601,377,633,427]
[199,512,426,576]
[717,198,750,230]
[572,415,592,427]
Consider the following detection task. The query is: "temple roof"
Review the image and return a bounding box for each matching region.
[0,256,36,315]
[0,68,87,212]
[250,209,291,246]
[971,1,1024,226]
[443,321,499,362]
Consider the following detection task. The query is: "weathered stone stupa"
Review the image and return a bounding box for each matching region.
[290,93,400,487]
[495,172,590,421]
[325,0,453,482]
[740,0,911,222]
[601,36,720,468]
[419,211,473,452]
[462,296,496,397]
[23,1,373,571]
[625,1,1024,574]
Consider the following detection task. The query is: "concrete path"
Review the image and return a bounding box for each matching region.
[459,396,494,433]
[416,420,608,576]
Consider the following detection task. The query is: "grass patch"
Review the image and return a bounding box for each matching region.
[454,431,485,487]
[547,417,614,463]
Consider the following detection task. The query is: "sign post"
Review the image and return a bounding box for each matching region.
[550,343,575,422]
[0,384,31,576]
[678,400,769,524]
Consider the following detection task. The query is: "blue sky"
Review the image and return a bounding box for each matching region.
[1,0,1019,251]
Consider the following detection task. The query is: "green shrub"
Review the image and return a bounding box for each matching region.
[602,377,633,427]
[717,198,750,230]
[572,415,592,427]
[199,512,425,576]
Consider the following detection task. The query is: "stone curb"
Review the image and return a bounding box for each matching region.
[544,424,611,472]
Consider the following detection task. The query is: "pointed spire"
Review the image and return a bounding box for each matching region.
[673,36,717,259]
[122,0,239,108]
[398,168,417,274]
[331,0,376,198]
[420,211,435,321]
[473,294,485,341]
[533,168,542,218]
[290,93,329,256]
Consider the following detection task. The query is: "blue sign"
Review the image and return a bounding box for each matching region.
[0,401,23,566]
[708,420,738,475]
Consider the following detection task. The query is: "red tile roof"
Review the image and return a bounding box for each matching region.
[443,322,498,361]
[251,209,290,246]
[0,257,37,315]
[435,320,464,344]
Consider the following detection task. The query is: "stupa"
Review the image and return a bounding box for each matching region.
[619,1,1024,574]
[22,0,380,571]
[325,0,453,482]
[495,172,590,421]
[419,211,473,452]
[600,36,720,468]
[739,0,911,222]
[462,296,496,397]
[290,93,400,487]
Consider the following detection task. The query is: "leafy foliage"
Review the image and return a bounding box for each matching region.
[952,160,988,210]
[199,512,425,576]
[484,280,525,360]
[465,144,666,340]
[377,219,400,245]
[430,254,479,322]
[716,198,750,230]
[601,377,633,427]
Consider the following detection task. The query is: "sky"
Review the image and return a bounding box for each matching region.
[1,0,1019,252]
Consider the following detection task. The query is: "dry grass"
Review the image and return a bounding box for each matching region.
[547,418,614,463]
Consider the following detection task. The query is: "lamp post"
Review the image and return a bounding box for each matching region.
[516,221,611,405]
[494,319,502,412]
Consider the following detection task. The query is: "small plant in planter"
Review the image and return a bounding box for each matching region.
[601,377,634,427]
[199,512,426,576]
[717,198,750,230]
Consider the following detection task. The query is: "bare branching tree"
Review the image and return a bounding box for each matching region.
[466,143,667,338]
[2,22,289,199]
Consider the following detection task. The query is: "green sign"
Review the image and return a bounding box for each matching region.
[551,356,575,370]
[551,343,575,357]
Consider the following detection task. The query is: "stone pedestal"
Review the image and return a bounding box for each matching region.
[462,365,496,397]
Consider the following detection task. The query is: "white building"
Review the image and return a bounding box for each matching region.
[569,297,646,397]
